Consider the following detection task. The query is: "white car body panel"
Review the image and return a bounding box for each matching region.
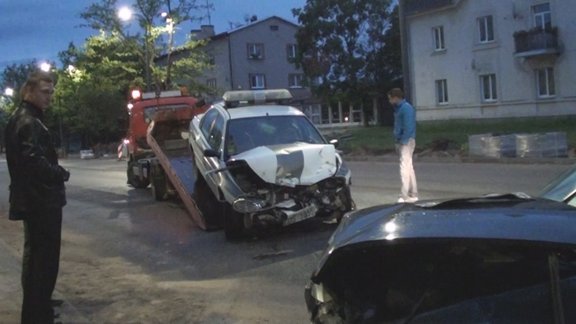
[231,143,337,187]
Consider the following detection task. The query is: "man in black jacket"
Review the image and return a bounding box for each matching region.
[4,70,70,324]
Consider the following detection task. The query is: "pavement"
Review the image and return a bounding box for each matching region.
[0,153,574,323]
[0,221,90,323]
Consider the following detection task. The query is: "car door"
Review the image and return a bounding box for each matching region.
[201,111,226,196]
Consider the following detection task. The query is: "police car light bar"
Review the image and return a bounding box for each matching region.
[223,89,292,108]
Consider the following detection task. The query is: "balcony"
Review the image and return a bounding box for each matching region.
[514,27,561,58]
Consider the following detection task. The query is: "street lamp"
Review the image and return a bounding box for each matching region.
[118,6,153,91]
[40,62,51,72]
[162,12,176,88]
[4,87,14,97]
[118,6,133,21]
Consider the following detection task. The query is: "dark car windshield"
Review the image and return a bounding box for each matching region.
[539,164,576,206]
[225,115,326,156]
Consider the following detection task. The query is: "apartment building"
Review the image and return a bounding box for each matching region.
[402,0,575,120]
[187,16,373,127]
[189,17,309,102]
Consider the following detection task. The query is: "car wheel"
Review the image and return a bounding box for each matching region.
[127,159,150,189]
[336,187,355,223]
[193,171,224,230]
[224,206,245,241]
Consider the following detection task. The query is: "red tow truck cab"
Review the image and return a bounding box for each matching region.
[126,88,203,160]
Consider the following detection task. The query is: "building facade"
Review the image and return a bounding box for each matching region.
[188,16,375,128]
[403,0,575,120]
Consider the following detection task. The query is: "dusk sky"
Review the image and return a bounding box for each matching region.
[0,0,306,70]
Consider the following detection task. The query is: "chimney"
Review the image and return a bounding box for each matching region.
[190,25,215,40]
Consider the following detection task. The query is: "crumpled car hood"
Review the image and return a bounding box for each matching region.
[230,143,337,187]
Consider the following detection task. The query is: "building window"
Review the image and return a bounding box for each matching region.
[247,43,264,60]
[302,104,321,124]
[270,25,279,31]
[288,74,304,88]
[477,15,494,43]
[287,44,298,62]
[480,74,497,102]
[533,3,552,30]
[207,78,217,89]
[249,74,266,89]
[432,26,445,51]
[536,67,555,98]
[435,79,448,104]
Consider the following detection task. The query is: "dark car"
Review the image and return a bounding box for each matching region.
[305,167,576,323]
[539,163,576,206]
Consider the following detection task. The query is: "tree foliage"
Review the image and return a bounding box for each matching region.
[292,0,402,104]
[80,0,209,92]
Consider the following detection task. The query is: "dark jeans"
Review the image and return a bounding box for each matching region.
[21,208,62,324]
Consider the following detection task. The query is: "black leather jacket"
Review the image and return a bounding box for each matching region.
[4,101,69,220]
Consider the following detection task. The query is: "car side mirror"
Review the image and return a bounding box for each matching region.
[203,149,219,158]
[329,139,339,148]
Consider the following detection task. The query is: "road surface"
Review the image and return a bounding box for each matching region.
[0,156,570,323]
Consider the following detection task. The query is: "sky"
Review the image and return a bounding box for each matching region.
[0,0,306,71]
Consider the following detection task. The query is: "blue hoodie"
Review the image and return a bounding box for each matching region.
[393,99,416,145]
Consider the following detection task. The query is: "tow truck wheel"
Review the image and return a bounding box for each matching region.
[127,159,150,189]
[224,207,245,241]
[151,172,168,201]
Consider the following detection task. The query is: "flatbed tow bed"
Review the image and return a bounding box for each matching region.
[124,89,210,230]
[147,126,207,229]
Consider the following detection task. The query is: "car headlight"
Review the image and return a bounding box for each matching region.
[233,197,266,213]
[309,282,332,303]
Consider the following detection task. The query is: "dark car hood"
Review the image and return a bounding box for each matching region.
[317,195,576,273]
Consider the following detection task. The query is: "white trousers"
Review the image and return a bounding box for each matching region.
[398,138,418,199]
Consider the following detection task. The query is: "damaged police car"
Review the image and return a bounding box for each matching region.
[305,166,576,323]
[189,89,354,240]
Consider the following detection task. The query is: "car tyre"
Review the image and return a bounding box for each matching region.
[193,168,224,230]
[151,168,168,201]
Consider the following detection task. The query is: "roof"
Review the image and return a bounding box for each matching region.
[404,0,462,17]
[159,15,300,60]
[210,16,300,41]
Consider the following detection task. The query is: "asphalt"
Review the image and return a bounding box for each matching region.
[0,153,574,323]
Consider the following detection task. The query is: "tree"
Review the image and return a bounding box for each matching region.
[80,0,208,91]
[55,34,140,148]
[292,0,402,107]
[0,61,48,111]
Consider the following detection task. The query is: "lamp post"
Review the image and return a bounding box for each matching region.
[118,6,152,91]
[162,11,175,89]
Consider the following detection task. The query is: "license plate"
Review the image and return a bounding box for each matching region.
[283,204,318,226]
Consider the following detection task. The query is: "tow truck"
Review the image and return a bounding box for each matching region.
[125,88,211,229]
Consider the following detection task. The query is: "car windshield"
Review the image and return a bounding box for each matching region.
[225,115,326,156]
[539,164,576,206]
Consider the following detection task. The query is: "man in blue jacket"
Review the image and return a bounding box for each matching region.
[388,88,418,203]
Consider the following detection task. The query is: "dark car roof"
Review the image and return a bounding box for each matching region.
[328,195,576,250]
